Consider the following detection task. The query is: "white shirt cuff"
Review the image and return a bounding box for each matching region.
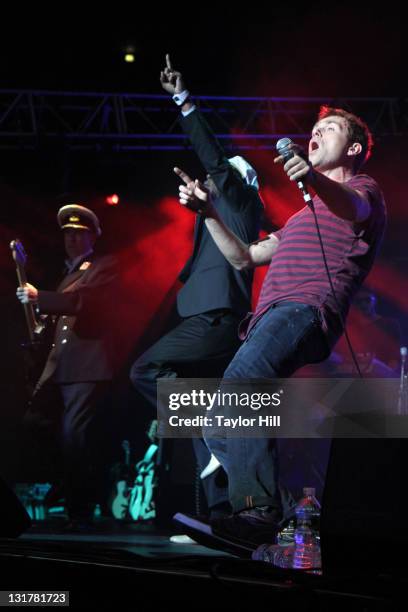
[181,104,196,117]
[173,90,190,106]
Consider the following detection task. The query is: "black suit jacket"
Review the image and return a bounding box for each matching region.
[177,109,263,318]
[36,254,121,385]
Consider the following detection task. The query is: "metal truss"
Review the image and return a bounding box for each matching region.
[0,89,405,152]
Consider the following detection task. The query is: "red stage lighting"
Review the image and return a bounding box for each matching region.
[105,194,120,206]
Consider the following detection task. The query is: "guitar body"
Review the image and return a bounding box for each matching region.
[108,440,133,521]
[111,480,130,520]
[128,443,158,521]
[109,425,159,522]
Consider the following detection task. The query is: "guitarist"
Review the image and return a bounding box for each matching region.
[16,205,122,529]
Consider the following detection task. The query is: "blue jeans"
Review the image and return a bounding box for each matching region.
[205,301,330,515]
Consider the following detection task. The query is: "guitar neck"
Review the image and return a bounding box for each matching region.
[15,263,27,287]
[14,259,37,343]
[122,441,131,467]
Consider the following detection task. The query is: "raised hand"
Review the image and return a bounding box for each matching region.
[174,167,213,215]
[160,54,185,95]
[274,143,313,183]
[174,166,195,192]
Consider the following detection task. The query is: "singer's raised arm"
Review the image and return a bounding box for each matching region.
[274,133,373,223]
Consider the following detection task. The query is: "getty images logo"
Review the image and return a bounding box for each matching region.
[168,389,283,411]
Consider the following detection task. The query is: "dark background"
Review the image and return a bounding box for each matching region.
[0,11,405,97]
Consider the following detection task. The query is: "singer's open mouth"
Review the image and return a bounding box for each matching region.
[310,140,319,151]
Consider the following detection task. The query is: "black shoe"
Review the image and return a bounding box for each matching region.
[173,508,280,558]
[211,506,281,549]
[237,505,281,526]
[209,502,231,520]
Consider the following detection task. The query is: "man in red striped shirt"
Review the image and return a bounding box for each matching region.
[176,106,386,547]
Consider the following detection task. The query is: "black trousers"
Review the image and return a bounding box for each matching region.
[23,380,112,519]
[130,310,242,514]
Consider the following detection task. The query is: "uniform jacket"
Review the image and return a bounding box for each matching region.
[36,254,121,385]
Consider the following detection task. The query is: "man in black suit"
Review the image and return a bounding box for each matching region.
[129,56,263,520]
[17,205,121,525]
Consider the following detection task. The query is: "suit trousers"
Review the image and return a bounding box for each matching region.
[130,310,242,513]
[24,380,112,519]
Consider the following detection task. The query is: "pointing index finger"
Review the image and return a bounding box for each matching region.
[174,167,192,185]
[166,54,172,70]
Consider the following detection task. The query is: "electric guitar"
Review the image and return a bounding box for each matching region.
[10,239,45,342]
[10,239,52,392]
[109,422,159,521]
[128,420,158,521]
[110,440,133,520]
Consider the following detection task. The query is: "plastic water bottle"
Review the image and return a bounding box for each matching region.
[252,491,321,570]
[295,487,321,531]
[252,521,296,567]
[292,487,321,570]
[252,543,282,564]
[94,504,102,518]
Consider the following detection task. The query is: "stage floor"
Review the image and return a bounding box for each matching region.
[17,517,231,559]
[3,518,289,609]
[0,519,400,609]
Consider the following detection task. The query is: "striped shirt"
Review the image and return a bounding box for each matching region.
[240,174,386,347]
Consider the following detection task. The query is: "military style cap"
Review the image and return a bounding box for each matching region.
[57,204,102,236]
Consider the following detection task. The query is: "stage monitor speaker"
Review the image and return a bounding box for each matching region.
[0,477,32,538]
[320,439,403,573]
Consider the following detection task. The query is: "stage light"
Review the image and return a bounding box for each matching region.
[105,194,120,206]
[123,44,135,64]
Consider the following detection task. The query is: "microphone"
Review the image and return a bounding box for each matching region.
[398,347,407,415]
[276,137,313,207]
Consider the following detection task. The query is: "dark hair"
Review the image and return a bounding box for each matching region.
[318,106,374,171]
